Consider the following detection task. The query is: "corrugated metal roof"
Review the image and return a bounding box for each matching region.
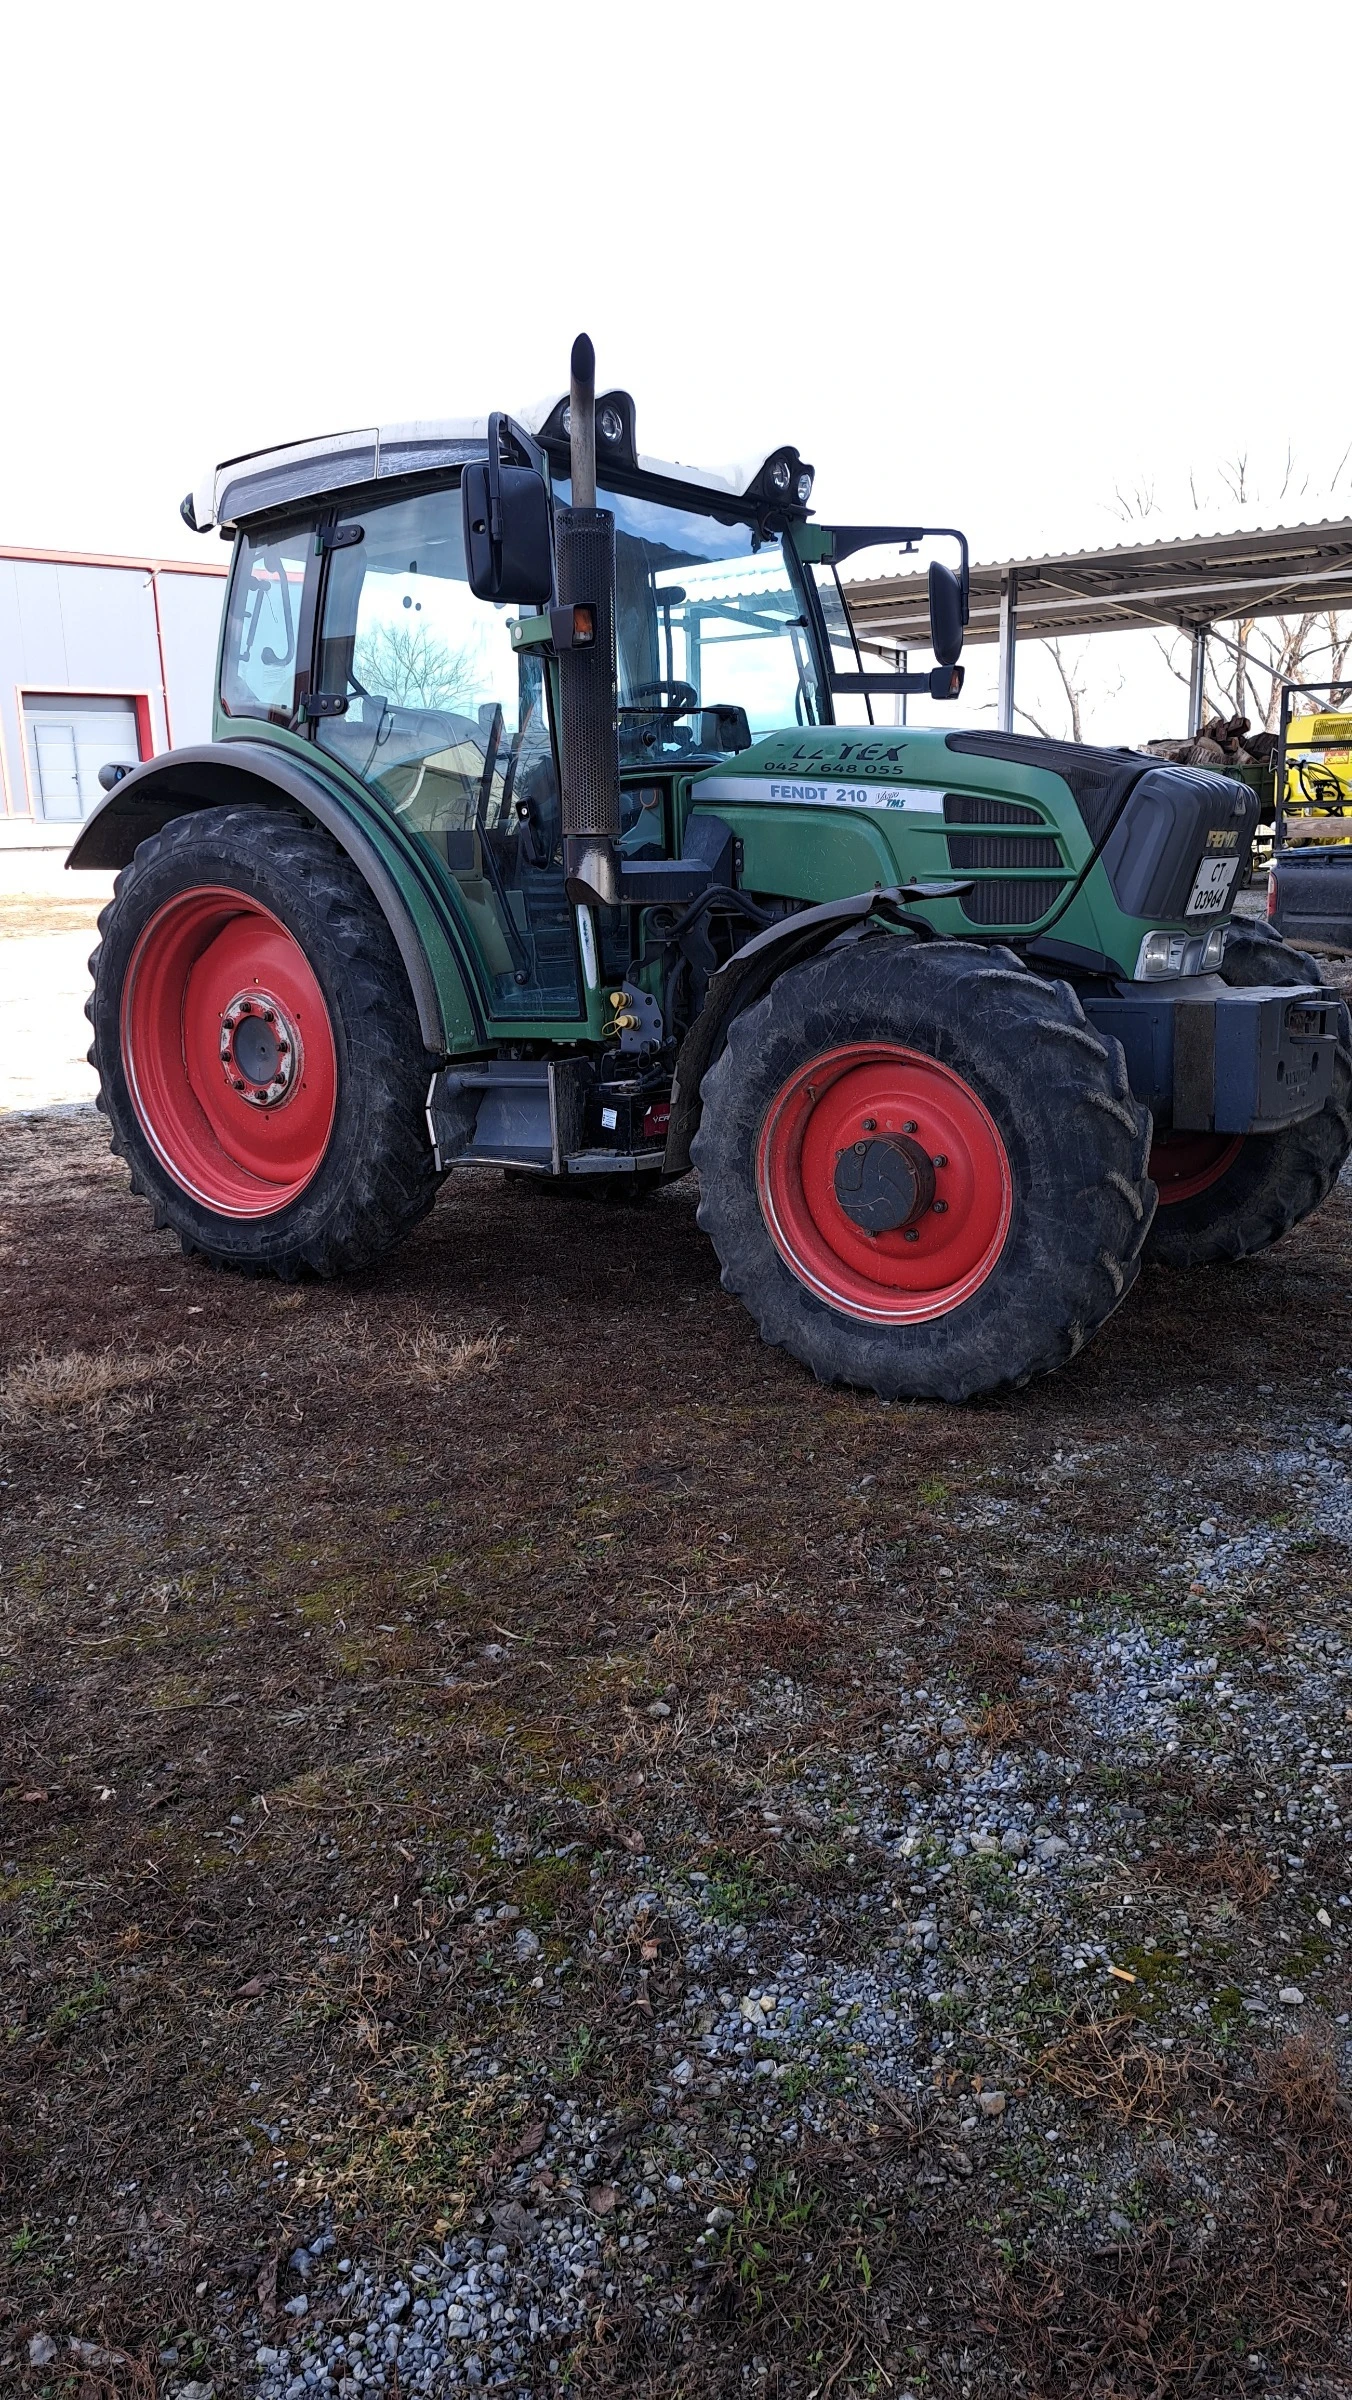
[840,517,1352,650]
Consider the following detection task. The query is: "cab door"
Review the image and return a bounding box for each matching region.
[311,480,582,1022]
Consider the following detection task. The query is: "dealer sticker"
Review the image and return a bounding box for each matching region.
[694,775,946,813]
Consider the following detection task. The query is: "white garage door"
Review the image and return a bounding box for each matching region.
[24,694,141,821]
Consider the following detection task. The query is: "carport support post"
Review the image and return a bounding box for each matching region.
[1187,623,1210,737]
[996,569,1018,731]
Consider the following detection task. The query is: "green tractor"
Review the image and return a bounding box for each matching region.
[72,339,1351,1401]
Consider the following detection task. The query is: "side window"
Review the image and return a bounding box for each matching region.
[220,528,312,722]
[312,487,549,832]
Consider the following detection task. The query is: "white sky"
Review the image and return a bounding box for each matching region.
[3,0,1350,744]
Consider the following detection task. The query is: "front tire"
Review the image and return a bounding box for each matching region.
[692,939,1155,1402]
[88,806,439,1276]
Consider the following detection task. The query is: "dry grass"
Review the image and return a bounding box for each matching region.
[0,1343,172,1428]
[398,1323,509,1387]
[997,2032,1352,2397]
[969,1696,1028,1747]
[1036,2013,1198,2126]
[1146,1842,1277,1910]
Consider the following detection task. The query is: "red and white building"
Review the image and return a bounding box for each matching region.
[0,546,227,861]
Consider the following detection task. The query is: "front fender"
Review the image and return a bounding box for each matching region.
[67,740,478,1054]
[664,887,923,1176]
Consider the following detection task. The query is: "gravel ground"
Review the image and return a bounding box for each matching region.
[3,1070,1352,2396]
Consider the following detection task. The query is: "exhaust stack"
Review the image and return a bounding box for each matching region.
[557,333,621,907]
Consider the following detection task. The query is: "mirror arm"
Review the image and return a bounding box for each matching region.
[831,668,965,700]
[826,523,970,622]
[485,412,549,546]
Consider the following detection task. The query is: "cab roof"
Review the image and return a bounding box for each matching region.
[187,390,813,535]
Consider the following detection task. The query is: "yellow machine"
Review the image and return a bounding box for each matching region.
[1282,709,1352,844]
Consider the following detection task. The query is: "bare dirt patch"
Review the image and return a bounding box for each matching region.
[0,897,106,941]
[1,1110,1350,2397]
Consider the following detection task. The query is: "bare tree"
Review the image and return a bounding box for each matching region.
[353,617,485,712]
[1015,639,1090,742]
[1123,441,1352,727]
[1109,477,1157,526]
[1157,610,1351,729]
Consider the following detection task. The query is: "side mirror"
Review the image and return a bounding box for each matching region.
[462,413,553,604]
[928,559,965,667]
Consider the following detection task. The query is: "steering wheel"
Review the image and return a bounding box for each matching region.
[622,680,700,719]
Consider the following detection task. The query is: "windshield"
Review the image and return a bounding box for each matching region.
[560,482,826,759]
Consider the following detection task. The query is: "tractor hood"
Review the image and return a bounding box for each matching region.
[689,726,1257,967]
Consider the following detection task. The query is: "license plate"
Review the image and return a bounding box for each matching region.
[1186,855,1240,916]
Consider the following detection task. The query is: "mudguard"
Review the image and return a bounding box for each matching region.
[663,884,956,1176]
[67,740,462,1053]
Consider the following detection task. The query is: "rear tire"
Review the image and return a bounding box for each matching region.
[1219,920,1323,988]
[1145,926,1352,1267]
[692,939,1155,1402]
[88,806,439,1277]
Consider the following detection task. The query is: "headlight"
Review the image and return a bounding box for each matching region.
[1136,931,1190,978]
[795,469,814,504]
[1135,925,1229,979]
[597,404,624,445]
[766,456,793,495]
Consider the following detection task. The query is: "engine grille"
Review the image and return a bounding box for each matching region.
[959,878,1070,926]
[943,793,1044,826]
[947,834,1063,870]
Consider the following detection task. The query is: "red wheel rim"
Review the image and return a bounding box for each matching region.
[757,1043,1013,1324]
[121,887,338,1217]
[1150,1130,1244,1205]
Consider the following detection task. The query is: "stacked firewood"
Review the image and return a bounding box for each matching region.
[1145,715,1279,769]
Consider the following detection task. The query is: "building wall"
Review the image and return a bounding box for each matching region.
[0,548,228,849]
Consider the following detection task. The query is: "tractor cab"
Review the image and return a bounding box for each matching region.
[202,396,967,1039]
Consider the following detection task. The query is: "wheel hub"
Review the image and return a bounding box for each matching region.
[120,886,337,1218]
[832,1133,936,1232]
[757,1042,1012,1325]
[218,990,302,1108]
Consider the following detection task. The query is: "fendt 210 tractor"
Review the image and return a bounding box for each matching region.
[72,339,1352,1401]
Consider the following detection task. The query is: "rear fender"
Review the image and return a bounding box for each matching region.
[67,740,475,1053]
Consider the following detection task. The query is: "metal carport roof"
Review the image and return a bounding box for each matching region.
[839,517,1352,731]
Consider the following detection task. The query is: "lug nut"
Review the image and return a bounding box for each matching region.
[862,1117,877,1131]
[932,1199,948,1214]
[903,1119,918,1133]
[932,1153,948,1168]
[903,1228,920,1242]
